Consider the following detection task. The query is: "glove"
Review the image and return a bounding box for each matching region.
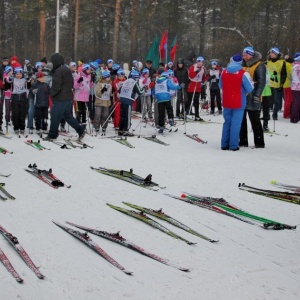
[253,96,260,103]
[101,86,108,93]
[32,89,38,94]
[195,68,200,73]
[180,83,185,89]
[77,77,84,83]
[210,75,216,79]
[273,71,277,75]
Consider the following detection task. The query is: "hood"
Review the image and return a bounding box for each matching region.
[243,51,262,67]
[226,61,243,73]
[156,76,168,84]
[50,53,64,73]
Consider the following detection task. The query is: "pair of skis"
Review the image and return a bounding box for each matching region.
[25,163,71,189]
[0,131,12,139]
[111,136,135,148]
[0,183,15,200]
[24,140,50,151]
[0,225,44,282]
[91,167,164,191]
[185,133,207,144]
[239,183,300,205]
[0,146,13,154]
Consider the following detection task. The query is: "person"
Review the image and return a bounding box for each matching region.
[118,70,144,136]
[283,55,293,119]
[239,46,266,148]
[167,69,179,116]
[45,53,85,141]
[10,67,30,134]
[73,64,92,125]
[154,71,181,134]
[23,59,33,80]
[174,57,189,118]
[0,58,10,132]
[186,56,206,120]
[208,61,222,114]
[93,70,112,133]
[30,72,50,134]
[290,52,300,123]
[139,68,153,120]
[219,54,254,151]
[145,60,156,79]
[266,47,287,120]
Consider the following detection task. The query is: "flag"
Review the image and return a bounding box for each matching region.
[145,35,159,68]
[159,31,168,61]
[170,35,178,63]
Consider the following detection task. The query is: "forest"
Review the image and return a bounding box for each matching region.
[0,0,299,67]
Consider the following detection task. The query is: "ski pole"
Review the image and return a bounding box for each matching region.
[188,83,197,116]
[138,94,146,137]
[102,101,119,129]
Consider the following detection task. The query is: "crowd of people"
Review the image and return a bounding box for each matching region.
[0,46,299,149]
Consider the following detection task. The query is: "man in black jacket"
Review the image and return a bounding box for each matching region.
[239,46,266,148]
[45,53,85,140]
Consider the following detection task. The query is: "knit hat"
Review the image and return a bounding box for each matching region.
[70,61,76,67]
[90,61,98,70]
[270,47,280,55]
[167,61,173,66]
[142,68,149,75]
[11,56,19,62]
[293,52,300,62]
[107,59,113,64]
[112,63,120,71]
[2,57,9,62]
[95,58,101,64]
[196,56,204,62]
[177,58,184,64]
[131,70,140,78]
[161,72,169,77]
[102,70,111,78]
[146,60,152,64]
[25,59,30,64]
[167,69,174,76]
[14,67,23,73]
[117,69,125,76]
[231,54,243,64]
[35,62,43,69]
[211,61,218,66]
[37,72,44,78]
[40,57,47,63]
[243,46,255,56]
[78,60,83,66]
[4,66,13,74]
[132,60,138,65]
[81,64,90,72]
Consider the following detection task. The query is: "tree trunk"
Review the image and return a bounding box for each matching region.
[112,0,122,61]
[39,0,46,57]
[74,0,80,60]
[130,0,138,61]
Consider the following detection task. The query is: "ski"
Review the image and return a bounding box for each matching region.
[24,140,50,150]
[185,134,207,144]
[91,167,160,191]
[270,180,300,193]
[264,130,288,137]
[0,247,24,283]
[28,163,71,188]
[25,169,58,189]
[63,139,84,148]
[52,221,132,275]
[71,139,94,149]
[0,147,13,154]
[106,203,196,245]
[122,202,218,243]
[142,135,170,146]
[0,183,15,199]
[111,137,135,148]
[0,173,11,177]
[0,132,12,139]
[65,221,189,272]
[0,193,7,200]
[0,225,44,279]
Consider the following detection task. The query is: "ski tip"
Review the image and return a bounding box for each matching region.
[209,239,219,243]
[187,241,197,246]
[179,268,190,272]
[181,193,186,198]
[124,270,133,275]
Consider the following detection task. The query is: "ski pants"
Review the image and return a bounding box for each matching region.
[11,100,27,131]
[119,103,132,132]
[158,100,174,128]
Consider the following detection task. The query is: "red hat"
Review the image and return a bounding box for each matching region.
[37,72,44,78]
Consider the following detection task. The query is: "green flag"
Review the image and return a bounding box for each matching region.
[145,35,159,68]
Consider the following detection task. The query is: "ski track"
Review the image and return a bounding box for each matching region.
[1,113,300,300]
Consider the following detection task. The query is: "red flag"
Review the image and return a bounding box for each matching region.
[159,31,168,60]
[170,35,178,63]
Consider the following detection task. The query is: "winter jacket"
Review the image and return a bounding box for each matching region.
[30,81,50,108]
[94,80,112,107]
[208,68,221,91]
[187,64,206,93]
[154,76,180,103]
[119,78,144,105]
[219,61,254,109]
[73,72,92,102]
[174,62,189,86]
[11,77,28,102]
[283,61,293,88]
[291,62,300,91]
[266,54,287,88]
[242,51,266,111]
[50,53,73,101]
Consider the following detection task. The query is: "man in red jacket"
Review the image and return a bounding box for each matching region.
[186,56,206,120]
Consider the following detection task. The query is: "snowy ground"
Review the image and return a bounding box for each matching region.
[0,111,299,300]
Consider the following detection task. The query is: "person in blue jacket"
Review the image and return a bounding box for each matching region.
[219,54,254,151]
[154,72,181,134]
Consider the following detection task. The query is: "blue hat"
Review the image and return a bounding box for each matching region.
[231,54,243,64]
[117,69,125,76]
[102,70,111,78]
[90,61,98,70]
[112,63,120,71]
[167,69,174,76]
[161,72,169,77]
[4,66,13,74]
[81,64,91,72]
[14,67,23,74]
[270,47,280,55]
[131,70,140,78]
[25,59,30,63]
[243,46,255,56]
[132,60,138,65]
[70,61,76,67]
[211,61,218,65]
[293,52,300,62]
[196,56,204,62]
[107,59,113,64]
[167,61,173,66]
[142,68,149,74]
[35,62,42,69]
[95,58,101,64]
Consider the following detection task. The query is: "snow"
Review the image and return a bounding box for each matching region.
[0,112,300,300]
